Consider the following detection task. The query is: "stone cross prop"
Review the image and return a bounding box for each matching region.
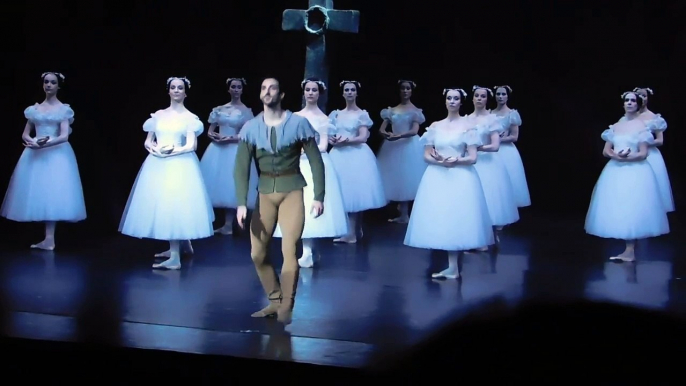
[282,0,360,110]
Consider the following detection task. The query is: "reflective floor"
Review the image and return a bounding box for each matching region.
[0,211,684,368]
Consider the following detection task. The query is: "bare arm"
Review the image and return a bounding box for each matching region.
[379,119,391,136]
[164,130,197,156]
[500,125,519,143]
[336,126,369,145]
[393,122,420,139]
[316,131,329,152]
[21,120,35,143]
[478,132,501,152]
[620,142,649,162]
[602,141,619,159]
[653,130,663,146]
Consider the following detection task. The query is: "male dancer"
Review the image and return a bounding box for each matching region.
[234,77,325,325]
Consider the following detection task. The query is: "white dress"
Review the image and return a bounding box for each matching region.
[376,108,428,201]
[273,114,349,239]
[119,111,215,241]
[495,110,531,207]
[585,122,669,240]
[468,113,520,227]
[199,105,258,209]
[618,114,673,212]
[328,109,387,213]
[404,120,494,251]
[1,104,87,222]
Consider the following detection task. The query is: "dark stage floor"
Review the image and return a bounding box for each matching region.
[0,211,684,370]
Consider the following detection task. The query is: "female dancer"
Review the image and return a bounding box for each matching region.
[492,85,531,207]
[616,87,673,213]
[200,77,257,234]
[328,80,387,243]
[585,91,669,262]
[1,72,86,250]
[468,86,519,247]
[119,77,214,269]
[273,78,348,268]
[376,80,427,223]
[405,89,493,279]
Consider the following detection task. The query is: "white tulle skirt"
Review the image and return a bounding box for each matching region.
[199,142,258,209]
[645,147,674,212]
[1,143,86,222]
[585,159,669,240]
[499,142,531,207]
[405,164,494,250]
[376,135,427,202]
[119,152,215,241]
[472,151,520,227]
[328,144,387,213]
[273,153,348,239]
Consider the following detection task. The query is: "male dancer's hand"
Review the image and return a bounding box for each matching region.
[236,206,248,229]
[311,201,324,218]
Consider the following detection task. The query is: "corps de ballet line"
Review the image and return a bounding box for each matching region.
[0,72,674,325]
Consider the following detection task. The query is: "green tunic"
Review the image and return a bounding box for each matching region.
[234,111,325,207]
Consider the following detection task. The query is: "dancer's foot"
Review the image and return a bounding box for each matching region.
[30,238,55,251]
[152,257,181,270]
[155,243,194,258]
[214,225,233,235]
[388,216,409,224]
[251,300,281,318]
[333,236,356,244]
[610,250,635,262]
[431,267,460,279]
[277,308,293,325]
[298,253,314,268]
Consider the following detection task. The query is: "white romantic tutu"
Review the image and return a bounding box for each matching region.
[1,143,86,222]
[499,142,531,207]
[119,152,215,240]
[376,135,427,202]
[329,144,387,213]
[645,147,674,212]
[405,164,494,250]
[199,142,258,209]
[472,152,519,226]
[585,159,669,240]
[273,153,348,239]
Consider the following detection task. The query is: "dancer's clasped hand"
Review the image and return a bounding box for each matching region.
[236,205,247,229]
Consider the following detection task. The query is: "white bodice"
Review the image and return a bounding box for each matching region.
[493,109,522,136]
[24,104,74,137]
[328,109,374,140]
[208,104,254,136]
[420,119,482,158]
[380,107,426,135]
[299,113,334,153]
[468,113,506,147]
[143,110,204,147]
[602,120,655,153]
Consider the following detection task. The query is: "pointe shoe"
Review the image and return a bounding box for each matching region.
[431,270,460,279]
[152,261,181,270]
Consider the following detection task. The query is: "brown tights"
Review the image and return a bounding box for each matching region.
[249,189,305,323]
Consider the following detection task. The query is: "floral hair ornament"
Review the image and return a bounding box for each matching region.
[621,91,646,101]
[443,88,467,99]
[339,80,361,88]
[633,87,653,95]
[301,79,327,90]
[226,77,247,85]
[398,79,417,88]
[41,72,65,81]
[167,76,191,88]
[472,85,493,97]
[493,85,513,93]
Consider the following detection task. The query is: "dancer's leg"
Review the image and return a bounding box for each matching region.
[275,189,305,324]
[610,239,636,262]
[214,209,234,235]
[299,238,314,268]
[431,251,460,279]
[153,240,181,270]
[249,193,282,317]
[31,221,56,250]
